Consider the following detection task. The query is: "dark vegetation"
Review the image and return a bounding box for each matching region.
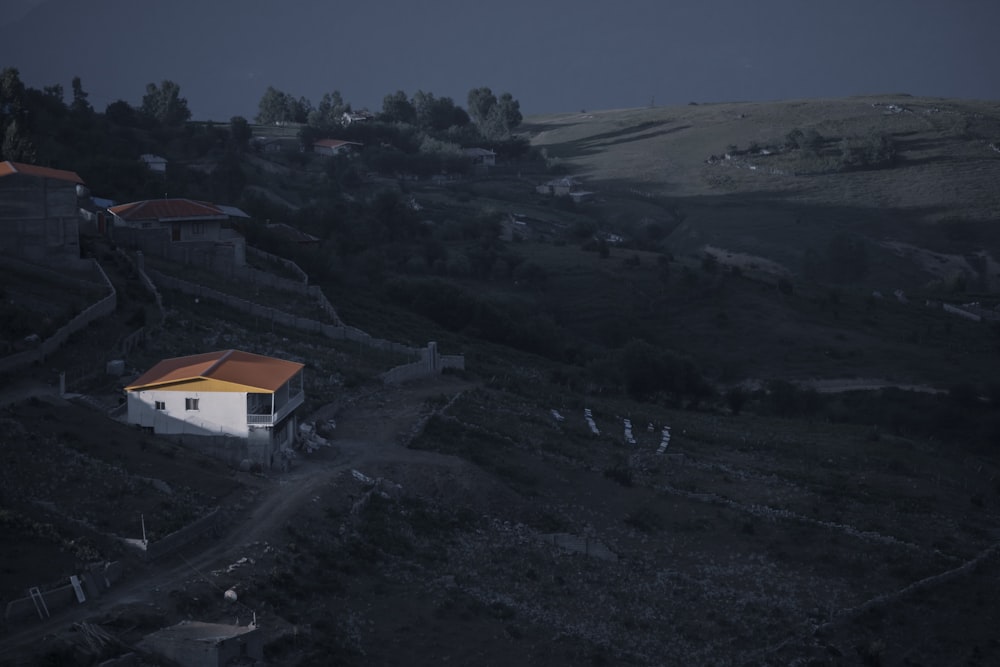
[4,67,1000,453]
[3,65,1000,666]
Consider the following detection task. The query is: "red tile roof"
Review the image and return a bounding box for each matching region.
[126,350,304,393]
[108,198,228,222]
[0,161,84,184]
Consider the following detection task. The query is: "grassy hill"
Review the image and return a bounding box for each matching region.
[526,96,1000,289]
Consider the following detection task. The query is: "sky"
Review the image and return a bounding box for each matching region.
[1,0,998,122]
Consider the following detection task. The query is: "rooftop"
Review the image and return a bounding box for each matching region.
[0,160,84,184]
[126,349,304,393]
[108,198,229,222]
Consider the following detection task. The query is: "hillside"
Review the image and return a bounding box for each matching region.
[527,96,1000,286]
[2,94,1000,666]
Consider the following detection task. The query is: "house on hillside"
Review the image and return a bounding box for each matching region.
[108,198,249,267]
[139,154,168,173]
[536,176,594,203]
[313,138,362,157]
[125,349,305,468]
[0,160,87,265]
[462,147,496,169]
[536,176,582,197]
[342,110,374,125]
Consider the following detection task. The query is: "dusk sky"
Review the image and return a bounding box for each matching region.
[1,0,997,121]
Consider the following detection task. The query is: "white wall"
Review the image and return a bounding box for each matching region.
[128,389,249,437]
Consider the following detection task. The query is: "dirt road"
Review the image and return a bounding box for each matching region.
[0,375,472,660]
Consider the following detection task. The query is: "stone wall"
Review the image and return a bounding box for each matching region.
[0,258,117,376]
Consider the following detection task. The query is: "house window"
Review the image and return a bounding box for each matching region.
[192,223,205,235]
[154,400,165,410]
[185,398,199,411]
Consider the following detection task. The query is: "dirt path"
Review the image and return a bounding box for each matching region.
[0,375,474,659]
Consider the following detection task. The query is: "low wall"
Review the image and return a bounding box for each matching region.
[150,270,421,359]
[127,508,222,562]
[145,265,460,385]
[247,245,308,283]
[380,342,465,384]
[123,250,166,324]
[4,561,124,623]
[0,258,117,376]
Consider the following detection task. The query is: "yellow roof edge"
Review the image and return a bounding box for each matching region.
[125,377,278,393]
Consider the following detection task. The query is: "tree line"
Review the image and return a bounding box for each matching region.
[255,85,522,144]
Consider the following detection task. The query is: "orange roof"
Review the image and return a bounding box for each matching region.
[125,350,303,393]
[108,198,228,222]
[0,161,84,184]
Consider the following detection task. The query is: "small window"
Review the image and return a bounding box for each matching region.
[154,400,165,410]
[192,222,205,235]
[185,398,199,411]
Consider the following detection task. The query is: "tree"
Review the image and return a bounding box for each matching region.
[141,80,191,125]
[490,92,522,138]
[297,124,319,151]
[70,76,92,115]
[467,87,522,141]
[229,115,251,152]
[412,90,469,132]
[2,119,36,162]
[380,90,416,124]
[467,87,497,129]
[288,96,312,123]
[105,99,138,126]
[0,67,28,118]
[42,83,64,101]
[256,86,289,124]
[309,90,349,129]
[256,86,311,124]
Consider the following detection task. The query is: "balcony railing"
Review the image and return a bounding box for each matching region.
[246,391,304,426]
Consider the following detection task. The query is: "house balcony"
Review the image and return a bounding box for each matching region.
[246,390,303,427]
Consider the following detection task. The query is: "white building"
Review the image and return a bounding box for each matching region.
[139,154,168,173]
[125,350,304,467]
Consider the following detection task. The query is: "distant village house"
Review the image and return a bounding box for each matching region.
[0,160,87,266]
[139,153,168,173]
[536,176,594,203]
[107,197,249,267]
[462,147,496,169]
[342,110,374,125]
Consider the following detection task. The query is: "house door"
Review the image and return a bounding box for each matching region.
[171,224,181,241]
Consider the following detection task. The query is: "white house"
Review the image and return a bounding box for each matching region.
[125,350,305,468]
[139,154,168,173]
[342,110,374,125]
[462,147,496,168]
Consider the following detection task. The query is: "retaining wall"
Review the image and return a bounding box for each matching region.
[121,250,166,324]
[4,561,124,623]
[380,342,465,384]
[127,508,223,562]
[0,258,117,376]
[145,263,459,384]
[149,270,422,360]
